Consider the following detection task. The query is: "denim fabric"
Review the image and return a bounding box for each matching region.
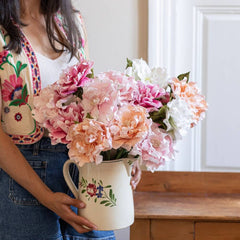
[0,137,115,240]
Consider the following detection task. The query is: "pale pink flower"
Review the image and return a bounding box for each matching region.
[97,71,137,104]
[110,104,151,151]
[33,86,83,145]
[131,123,174,171]
[57,59,94,96]
[46,102,83,144]
[66,119,112,166]
[81,77,119,123]
[133,81,169,112]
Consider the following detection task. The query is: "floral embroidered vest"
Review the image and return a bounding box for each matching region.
[0,13,85,144]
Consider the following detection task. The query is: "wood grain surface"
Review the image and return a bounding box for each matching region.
[195,222,240,240]
[133,191,240,221]
[136,171,240,194]
[151,220,194,240]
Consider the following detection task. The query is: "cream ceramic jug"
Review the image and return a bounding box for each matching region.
[63,158,136,230]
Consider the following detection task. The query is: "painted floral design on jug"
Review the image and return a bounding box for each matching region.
[79,177,117,207]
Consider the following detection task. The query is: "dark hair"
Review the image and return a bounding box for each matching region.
[0,0,82,58]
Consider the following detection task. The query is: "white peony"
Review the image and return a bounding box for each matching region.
[150,67,170,88]
[126,58,151,82]
[164,96,193,140]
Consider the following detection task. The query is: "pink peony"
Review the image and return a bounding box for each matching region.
[131,123,174,171]
[66,119,112,166]
[110,104,151,151]
[57,59,94,96]
[81,77,119,123]
[97,71,137,104]
[133,81,169,112]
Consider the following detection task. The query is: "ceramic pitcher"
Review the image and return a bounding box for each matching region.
[63,158,136,230]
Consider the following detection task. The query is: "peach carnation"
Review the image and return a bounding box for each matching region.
[66,119,112,166]
[171,78,207,126]
[110,104,151,151]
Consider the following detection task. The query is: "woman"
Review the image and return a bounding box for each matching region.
[0,0,141,239]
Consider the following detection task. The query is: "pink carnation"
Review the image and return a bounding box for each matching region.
[66,119,112,166]
[97,71,137,104]
[131,123,174,171]
[110,104,151,151]
[45,102,83,144]
[57,59,94,96]
[133,81,170,112]
[33,86,83,145]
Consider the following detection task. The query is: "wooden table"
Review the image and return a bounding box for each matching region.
[130,171,240,240]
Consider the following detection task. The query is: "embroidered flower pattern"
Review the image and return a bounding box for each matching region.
[0,50,8,65]
[2,75,24,101]
[1,74,30,108]
[15,112,22,122]
[80,177,117,207]
[4,107,10,113]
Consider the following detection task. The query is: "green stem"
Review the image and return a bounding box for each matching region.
[26,103,32,111]
[28,119,36,135]
[6,54,18,76]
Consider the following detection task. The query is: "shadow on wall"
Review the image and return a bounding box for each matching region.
[138,0,148,62]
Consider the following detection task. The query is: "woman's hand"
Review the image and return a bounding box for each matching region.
[130,160,142,190]
[42,192,98,233]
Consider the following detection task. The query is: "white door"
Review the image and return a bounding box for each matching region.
[149,0,240,171]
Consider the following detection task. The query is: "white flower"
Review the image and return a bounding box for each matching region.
[164,96,193,140]
[126,59,151,82]
[150,67,170,88]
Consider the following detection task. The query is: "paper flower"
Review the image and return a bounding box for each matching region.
[57,59,93,96]
[133,81,169,112]
[110,104,151,151]
[66,119,112,166]
[81,76,119,124]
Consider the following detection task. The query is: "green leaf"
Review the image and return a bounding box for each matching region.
[86,68,94,79]
[16,61,21,72]
[9,99,24,107]
[21,84,28,101]
[126,58,133,69]
[86,113,93,119]
[100,180,103,185]
[20,63,27,72]
[177,71,190,83]
[94,198,97,203]
[149,106,169,130]
[73,87,83,100]
[105,203,112,207]
[100,200,109,205]
[81,189,86,194]
[105,185,111,188]
[109,189,113,199]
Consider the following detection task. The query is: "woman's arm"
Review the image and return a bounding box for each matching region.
[0,91,97,233]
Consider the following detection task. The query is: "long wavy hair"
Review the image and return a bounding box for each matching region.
[0,0,82,57]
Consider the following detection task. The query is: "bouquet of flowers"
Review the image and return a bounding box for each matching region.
[32,58,207,171]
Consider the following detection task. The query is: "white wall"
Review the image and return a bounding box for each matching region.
[72,1,148,239]
[73,0,148,74]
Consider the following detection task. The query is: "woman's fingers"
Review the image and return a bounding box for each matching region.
[131,161,142,190]
[44,192,98,233]
[69,209,98,230]
[67,197,86,209]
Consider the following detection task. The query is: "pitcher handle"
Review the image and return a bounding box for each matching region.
[63,159,79,199]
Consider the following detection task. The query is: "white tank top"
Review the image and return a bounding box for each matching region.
[36,51,79,89]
